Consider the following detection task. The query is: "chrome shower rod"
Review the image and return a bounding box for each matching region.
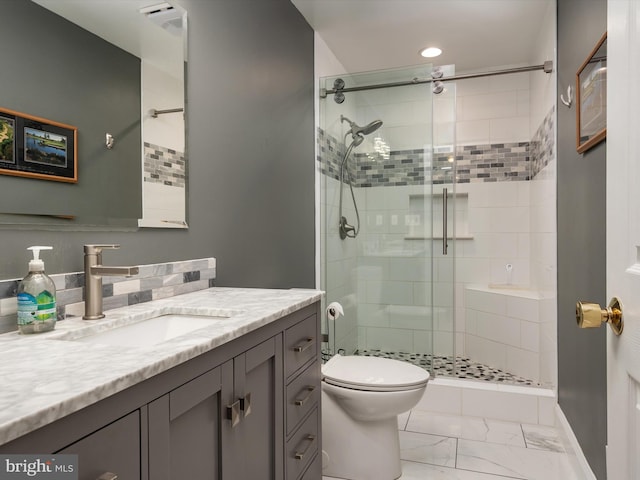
[320,61,553,98]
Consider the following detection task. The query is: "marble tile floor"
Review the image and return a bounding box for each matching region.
[323,410,578,480]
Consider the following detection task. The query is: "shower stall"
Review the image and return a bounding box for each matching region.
[319,63,459,378]
[319,62,557,388]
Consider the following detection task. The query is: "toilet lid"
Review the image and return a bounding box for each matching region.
[322,355,430,392]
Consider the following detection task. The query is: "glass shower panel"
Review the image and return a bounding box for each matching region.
[431,80,458,377]
[319,64,456,377]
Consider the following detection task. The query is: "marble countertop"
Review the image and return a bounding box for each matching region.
[0,287,323,445]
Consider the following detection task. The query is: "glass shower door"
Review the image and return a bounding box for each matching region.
[319,64,456,378]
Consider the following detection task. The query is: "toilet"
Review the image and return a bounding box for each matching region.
[321,354,430,480]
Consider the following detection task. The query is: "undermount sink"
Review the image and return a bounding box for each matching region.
[68,313,234,348]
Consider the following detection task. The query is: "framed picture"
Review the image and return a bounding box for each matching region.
[0,107,77,183]
[576,32,607,154]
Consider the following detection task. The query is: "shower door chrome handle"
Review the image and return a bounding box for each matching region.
[442,188,448,255]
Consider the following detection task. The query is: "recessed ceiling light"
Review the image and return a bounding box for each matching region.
[420,47,442,58]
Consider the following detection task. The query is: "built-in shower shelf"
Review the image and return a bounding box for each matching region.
[408,192,470,241]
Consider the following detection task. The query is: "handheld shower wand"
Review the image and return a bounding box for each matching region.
[338,115,383,239]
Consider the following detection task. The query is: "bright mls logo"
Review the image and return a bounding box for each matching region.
[0,455,77,479]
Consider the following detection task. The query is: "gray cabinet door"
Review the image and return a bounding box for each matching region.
[148,366,227,480]
[57,410,141,480]
[223,335,284,480]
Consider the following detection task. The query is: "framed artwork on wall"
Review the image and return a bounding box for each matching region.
[0,114,15,165]
[0,107,77,183]
[576,32,607,154]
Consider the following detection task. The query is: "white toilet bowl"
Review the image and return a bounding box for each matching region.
[321,354,429,480]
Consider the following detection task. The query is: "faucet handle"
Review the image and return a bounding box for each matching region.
[84,244,120,254]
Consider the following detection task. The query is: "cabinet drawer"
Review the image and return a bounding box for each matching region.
[285,314,318,379]
[299,451,320,480]
[286,361,320,436]
[286,408,319,480]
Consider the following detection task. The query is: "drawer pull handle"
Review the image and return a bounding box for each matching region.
[227,400,241,427]
[240,392,252,417]
[294,434,316,460]
[96,474,118,480]
[293,337,314,353]
[294,386,316,406]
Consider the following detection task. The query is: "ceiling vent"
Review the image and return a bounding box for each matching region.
[140,2,184,36]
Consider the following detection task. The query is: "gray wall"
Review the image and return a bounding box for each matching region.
[557,0,607,478]
[0,0,315,290]
[0,1,141,223]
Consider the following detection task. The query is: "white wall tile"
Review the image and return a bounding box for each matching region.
[465,288,507,315]
[520,320,540,352]
[365,326,413,352]
[490,116,530,143]
[462,91,518,120]
[465,334,508,371]
[517,89,531,116]
[413,330,433,354]
[488,71,530,93]
[489,258,530,286]
[0,298,17,315]
[456,119,491,145]
[475,311,520,347]
[506,346,540,381]
[455,76,490,96]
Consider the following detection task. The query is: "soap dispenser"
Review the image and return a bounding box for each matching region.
[17,246,57,334]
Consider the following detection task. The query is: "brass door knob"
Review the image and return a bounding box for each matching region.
[576,297,624,335]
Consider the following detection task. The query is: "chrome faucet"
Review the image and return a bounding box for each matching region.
[83,244,139,320]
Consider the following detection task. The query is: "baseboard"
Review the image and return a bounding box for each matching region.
[555,404,597,480]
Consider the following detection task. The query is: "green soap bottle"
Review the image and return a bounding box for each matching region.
[17,246,57,334]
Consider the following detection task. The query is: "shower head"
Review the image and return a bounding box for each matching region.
[341,115,383,139]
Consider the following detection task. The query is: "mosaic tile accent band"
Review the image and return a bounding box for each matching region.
[318,107,555,186]
[530,105,555,179]
[0,258,216,334]
[144,141,186,188]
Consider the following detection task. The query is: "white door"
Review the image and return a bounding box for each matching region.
[607,1,640,478]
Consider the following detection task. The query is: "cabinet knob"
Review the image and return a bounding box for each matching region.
[96,473,118,480]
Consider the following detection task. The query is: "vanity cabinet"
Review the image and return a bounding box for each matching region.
[147,366,225,479]
[0,301,321,480]
[148,336,284,479]
[223,336,284,479]
[57,411,141,480]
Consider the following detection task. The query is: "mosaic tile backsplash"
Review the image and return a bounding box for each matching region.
[0,258,216,334]
[318,107,555,186]
[143,141,186,188]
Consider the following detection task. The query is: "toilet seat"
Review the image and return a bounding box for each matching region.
[322,354,430,392]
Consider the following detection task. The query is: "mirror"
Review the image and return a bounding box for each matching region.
[0,0,187,228]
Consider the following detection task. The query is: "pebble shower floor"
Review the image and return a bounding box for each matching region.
[357,350,539,386]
